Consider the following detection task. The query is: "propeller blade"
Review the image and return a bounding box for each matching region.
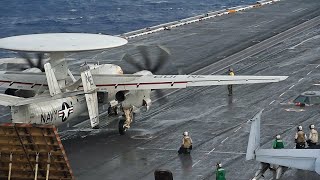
[154,90,168,104]
[177,67,185,75]
[36,53,45,72]
[158,45,184,75]
[18,52,45,72]
[122,53,144,73]
[152,46,170,74]
[123,45,177,75]
[36,53,43,69]
[19,52,35,68]
[137,45,152,70]
[158,45,171,56]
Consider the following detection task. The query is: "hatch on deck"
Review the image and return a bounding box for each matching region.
[293,91,320,106]
[0,123,74,180]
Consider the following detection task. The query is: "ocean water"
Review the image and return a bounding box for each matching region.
[0,0,257,56]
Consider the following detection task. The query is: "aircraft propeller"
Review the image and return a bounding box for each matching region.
[122,45,171,74]
[4,53,45,97]
[122,45,176,103]
[19,52,45,72]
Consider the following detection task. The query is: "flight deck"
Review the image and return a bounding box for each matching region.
[1,0,320,179]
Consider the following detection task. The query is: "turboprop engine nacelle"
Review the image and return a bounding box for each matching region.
[115,70,153,110]
[115,90,151,107]
[89,64,123,75]
[89,63,124,105]
[115,91,129,102]
[117,90,152,110]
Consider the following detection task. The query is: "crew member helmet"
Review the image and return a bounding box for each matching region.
[183,131,189,136]
[297,126,303,131]
[216,163,222,168]
[229,67,233,72]
[310,124,315,129]
[276,135,281,139]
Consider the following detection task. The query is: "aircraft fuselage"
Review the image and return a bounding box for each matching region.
[11,95,87,126]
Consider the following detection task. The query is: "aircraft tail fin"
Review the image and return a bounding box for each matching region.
[80,64,99,129]
[246,109,263,160]
[44,63,62,96]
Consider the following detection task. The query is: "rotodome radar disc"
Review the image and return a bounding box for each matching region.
[0,33,128,52]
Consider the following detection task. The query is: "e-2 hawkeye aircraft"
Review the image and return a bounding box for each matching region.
[0,33,288,135]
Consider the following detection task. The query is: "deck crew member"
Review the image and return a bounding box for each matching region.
[178,131,193,154]
[295,126,307,149]
[216,163,226,180]
[307,124,318,147]
[273,135,284,149]
[227,68,235,96]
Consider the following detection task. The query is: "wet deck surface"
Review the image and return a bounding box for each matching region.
[1,0,320,179]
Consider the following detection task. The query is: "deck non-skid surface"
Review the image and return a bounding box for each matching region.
[1,0,320,179]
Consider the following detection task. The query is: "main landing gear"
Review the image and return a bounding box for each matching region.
[118,106,134,135]
[108,106,118,116]
[118,118,126,135]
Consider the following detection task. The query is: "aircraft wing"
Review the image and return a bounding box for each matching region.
[0,71,48,91]
[255,149,320,174]
[246,110,320,177]
[0,71,288,91]
[92,74,288,91]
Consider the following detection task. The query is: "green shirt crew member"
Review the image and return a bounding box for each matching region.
[273,135,284,149]
[216,163,226,180]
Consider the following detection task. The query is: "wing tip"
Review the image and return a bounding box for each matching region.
[279,76,288,81]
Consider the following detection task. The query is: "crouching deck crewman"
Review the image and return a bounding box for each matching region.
[178,131,193,154]
[295,125,307,149]
[307,124,318,147]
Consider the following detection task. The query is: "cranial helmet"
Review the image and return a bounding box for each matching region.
[297,126,303,131]
[183,131,188,136]
[310,124,315,129]
[276,135,281,139]
[217,163,222,168]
